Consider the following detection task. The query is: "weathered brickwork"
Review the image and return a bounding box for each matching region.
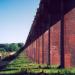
[32,41,36,62]
[37,38,40,64]
[35,40,39,63]
[50,22,60,65]
[43,30,49,64]
[39,36,43,64]
[64,8,75,67]
[25,0,75,68]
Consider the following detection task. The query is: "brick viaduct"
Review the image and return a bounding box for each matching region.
[24,0,75,68]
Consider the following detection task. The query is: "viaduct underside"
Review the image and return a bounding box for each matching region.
[24,0,75,68]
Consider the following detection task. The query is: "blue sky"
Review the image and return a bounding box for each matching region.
[0,0,40,44]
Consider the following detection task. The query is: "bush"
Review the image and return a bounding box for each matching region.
[0,48,6,52]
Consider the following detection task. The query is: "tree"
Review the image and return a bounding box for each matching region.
[0,48,6,52]
[9,43,19,52]
[18,43,24,48]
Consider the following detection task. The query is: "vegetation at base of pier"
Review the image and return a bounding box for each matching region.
[0,52,75,75]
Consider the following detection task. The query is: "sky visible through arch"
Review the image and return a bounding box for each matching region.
[0,0,40,44]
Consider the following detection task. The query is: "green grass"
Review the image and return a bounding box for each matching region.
[0,52,75,75]
[0,52,32,74]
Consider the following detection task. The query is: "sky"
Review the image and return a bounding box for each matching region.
[0,0,40,44]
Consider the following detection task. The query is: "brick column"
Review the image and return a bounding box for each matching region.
[50,22,60,66]
[64,3,75,67]
[43,30,49,64]
[37,38,40,64]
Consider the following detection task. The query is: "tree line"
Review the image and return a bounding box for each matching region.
[0,43,24,52]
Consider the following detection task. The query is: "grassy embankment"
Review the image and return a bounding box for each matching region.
[0,52,75,75]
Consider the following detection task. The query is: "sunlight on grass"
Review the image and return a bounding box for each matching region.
[0,52,75,75]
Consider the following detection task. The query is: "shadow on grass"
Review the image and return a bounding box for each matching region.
[0,71,75,75]
[0,46,25,70]
[0,68,18,71]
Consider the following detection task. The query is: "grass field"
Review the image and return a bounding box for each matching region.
[0,52,75,75]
